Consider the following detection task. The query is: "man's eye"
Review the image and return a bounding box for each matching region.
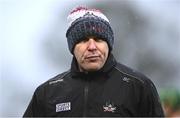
[95,38,103,42]
[82,38,89,42]
[80,38,88,43]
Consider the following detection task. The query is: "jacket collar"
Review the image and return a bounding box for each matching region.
[70,53,117,77]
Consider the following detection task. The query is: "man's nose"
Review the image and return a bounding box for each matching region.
[87,38,97,51]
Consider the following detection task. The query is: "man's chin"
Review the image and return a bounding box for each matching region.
[83,64,101,72]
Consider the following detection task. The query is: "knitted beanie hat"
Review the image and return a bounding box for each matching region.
[66,6,114,54]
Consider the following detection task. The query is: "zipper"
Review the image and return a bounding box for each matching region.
[83,81,89,117]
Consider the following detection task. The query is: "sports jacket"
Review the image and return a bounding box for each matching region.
[23,54,164,117]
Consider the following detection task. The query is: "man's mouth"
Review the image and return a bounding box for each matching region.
[85,55,100,61]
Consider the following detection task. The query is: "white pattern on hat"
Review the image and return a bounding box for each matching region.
[67,6,110,27]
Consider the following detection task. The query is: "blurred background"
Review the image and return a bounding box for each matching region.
[0,0,180,117]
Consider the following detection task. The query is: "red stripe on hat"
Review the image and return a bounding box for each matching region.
[70,6,101,15]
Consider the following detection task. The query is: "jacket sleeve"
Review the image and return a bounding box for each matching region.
[23,86,46,117]
[139,78,165,117]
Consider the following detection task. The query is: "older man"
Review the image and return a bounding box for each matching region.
[23,7,164,117]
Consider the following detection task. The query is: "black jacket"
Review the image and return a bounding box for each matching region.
[23,54,164,117]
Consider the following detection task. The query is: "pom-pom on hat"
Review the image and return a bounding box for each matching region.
[66,6,114,54]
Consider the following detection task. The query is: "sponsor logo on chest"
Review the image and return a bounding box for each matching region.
[56,102,71,112]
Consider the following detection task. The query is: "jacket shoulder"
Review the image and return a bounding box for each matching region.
[114,63,164,116]
[114,63,150,84]
[36,70,71,90]
[47,70,71,85]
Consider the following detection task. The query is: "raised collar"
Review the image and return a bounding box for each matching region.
[70,53,117,77]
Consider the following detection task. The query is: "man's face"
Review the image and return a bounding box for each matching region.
[73,37,109,72]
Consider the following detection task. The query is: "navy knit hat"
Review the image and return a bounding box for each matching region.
[66,7,114,54]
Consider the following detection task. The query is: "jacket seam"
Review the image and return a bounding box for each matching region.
[49,70,71,85]
[114,66,145,84]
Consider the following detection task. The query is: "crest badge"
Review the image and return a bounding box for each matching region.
[103,102,116,113]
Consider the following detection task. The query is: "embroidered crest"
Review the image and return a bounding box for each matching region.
[103,102,116,113]
[56,102,71,112]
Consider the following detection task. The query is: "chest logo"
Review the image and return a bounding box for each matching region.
[56,102,71,112]
[103,102,116,113]
[123,77,130,82]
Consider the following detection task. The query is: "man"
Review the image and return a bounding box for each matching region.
[23,7,164,117]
